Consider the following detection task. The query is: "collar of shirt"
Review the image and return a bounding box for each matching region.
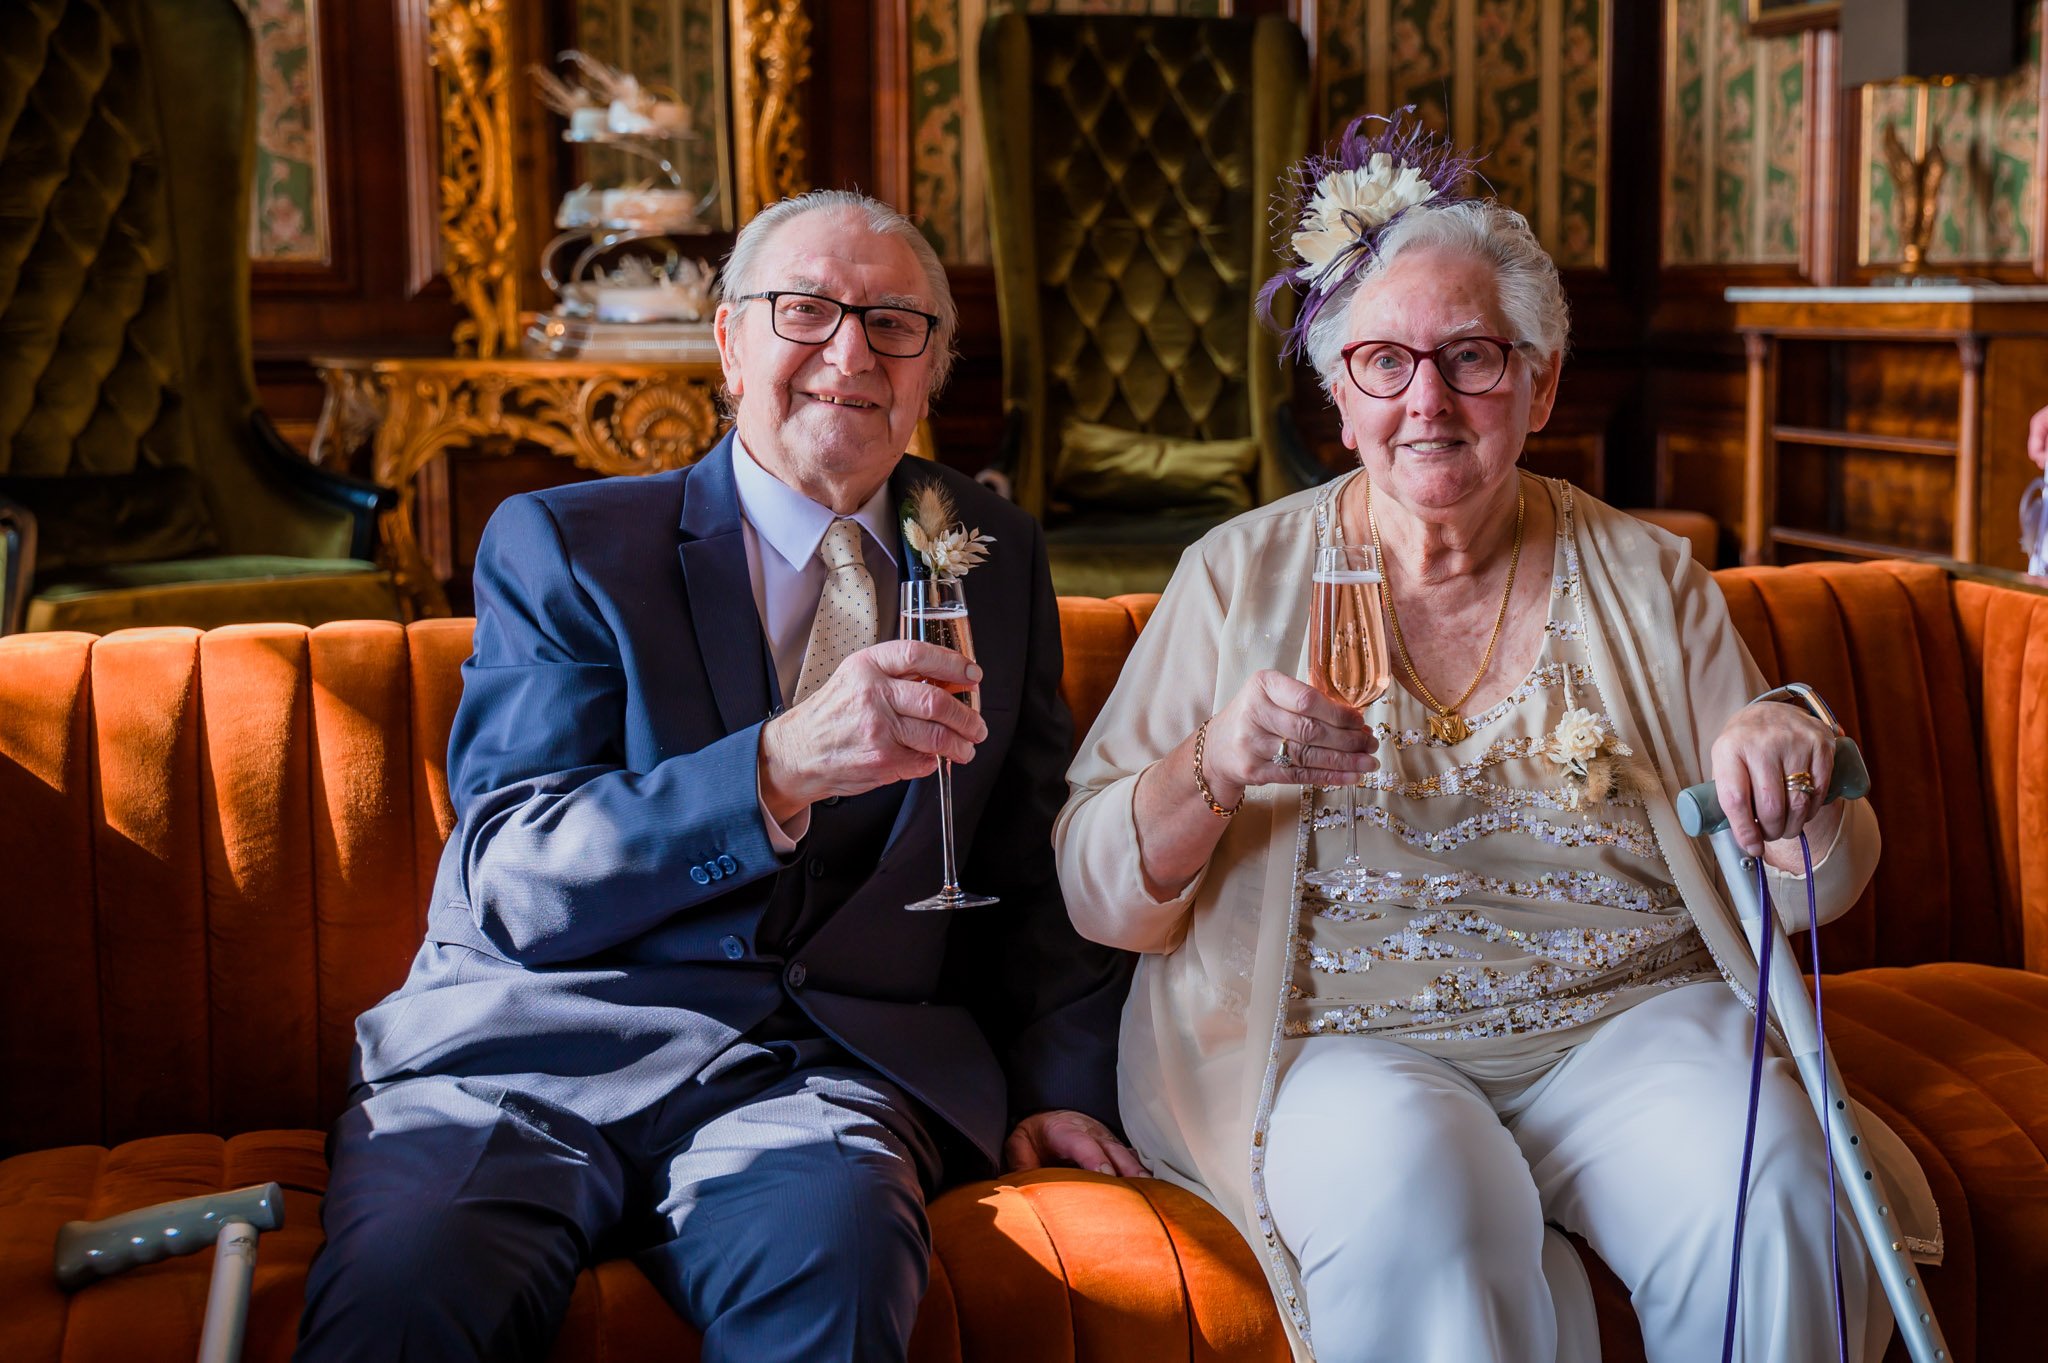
[731,437,899,571]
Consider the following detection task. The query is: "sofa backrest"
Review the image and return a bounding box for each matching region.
[3,562,2045,1155]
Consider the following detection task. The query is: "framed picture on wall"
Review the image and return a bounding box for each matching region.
[1747,0,1840,35]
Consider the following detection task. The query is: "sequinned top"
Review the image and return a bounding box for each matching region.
[1287,481,1719,1078]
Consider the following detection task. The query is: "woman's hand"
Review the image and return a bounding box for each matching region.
[1129,670,1379,903]
[1198,669,1380,810]
[1709,701,1841,864]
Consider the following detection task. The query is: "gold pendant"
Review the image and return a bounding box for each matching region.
[1427,711,1470,744]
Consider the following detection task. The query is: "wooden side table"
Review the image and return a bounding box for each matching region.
[311,356,725,616]
[1727,286,2048,571]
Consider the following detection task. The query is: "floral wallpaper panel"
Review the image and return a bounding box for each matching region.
[1320,0,1607,269]
[240,0,327,262]
[1662,0,1803,266]
[1859,4,2041,268]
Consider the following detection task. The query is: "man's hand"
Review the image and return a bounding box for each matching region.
[2031,403,2048,472]
[1002,1110,1147,1177]
[758,640,986,822]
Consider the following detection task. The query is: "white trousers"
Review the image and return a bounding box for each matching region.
[1265,982,1893,1363]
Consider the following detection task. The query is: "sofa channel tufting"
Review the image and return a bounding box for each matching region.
[2,558,2046,1362]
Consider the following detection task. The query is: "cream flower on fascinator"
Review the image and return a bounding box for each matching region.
[1292,154,1438,284]
[1257,108,1485,360]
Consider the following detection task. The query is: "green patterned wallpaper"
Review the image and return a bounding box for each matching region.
[1667,0,2044,270]
[1859,5,2042,268]
[240,0,327,263]
[1663,0,1804,266]
[1316,0,1608,269]
[910,0,1605,267]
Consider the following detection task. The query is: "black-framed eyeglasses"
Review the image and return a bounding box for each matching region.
[1341,336,1521,399]
[740,290,940,359]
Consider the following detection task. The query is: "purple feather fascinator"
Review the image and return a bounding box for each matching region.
[1258,108,1485,359]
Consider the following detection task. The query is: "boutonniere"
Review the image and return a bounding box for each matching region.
[1541,707,1638,811]
[900,482,994,581]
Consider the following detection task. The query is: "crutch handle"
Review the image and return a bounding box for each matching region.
[1676,735,1869,837]
[53,1182,283,1289]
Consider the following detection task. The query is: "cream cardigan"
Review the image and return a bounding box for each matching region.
[1055,473,1936,1361]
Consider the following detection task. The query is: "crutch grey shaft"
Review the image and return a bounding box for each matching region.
[1679,739,1950,1363]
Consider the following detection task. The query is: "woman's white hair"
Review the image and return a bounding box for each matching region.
[719,189,959,393]
[1302,198,1571,394]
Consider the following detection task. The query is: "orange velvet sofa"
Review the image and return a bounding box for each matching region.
[3,558,2045,1363]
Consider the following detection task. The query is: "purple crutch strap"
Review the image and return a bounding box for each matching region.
[1720,836,1847,1363]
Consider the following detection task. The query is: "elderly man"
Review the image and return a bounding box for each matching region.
[295,190,1138,1363]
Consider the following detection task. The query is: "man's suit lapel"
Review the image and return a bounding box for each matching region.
[678,433,776,735]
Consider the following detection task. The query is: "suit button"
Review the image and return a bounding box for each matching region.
[717,853,737,875]
[706,860,724,881]
[806,857,826,879]
[787,961,808,988]
[720,935,744,960]
[822,795,841,807]
[689,865,711,885]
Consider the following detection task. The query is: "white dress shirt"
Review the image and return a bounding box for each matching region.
[732,437,902,850]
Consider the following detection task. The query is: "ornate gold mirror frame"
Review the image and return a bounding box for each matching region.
[424,0,813,358]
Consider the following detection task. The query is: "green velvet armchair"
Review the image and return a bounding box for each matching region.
[0,0,401,636]
[978,11,1326,598]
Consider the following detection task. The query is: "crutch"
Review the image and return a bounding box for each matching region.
[1678,736,1950,1363]
[53,1182,285,1363]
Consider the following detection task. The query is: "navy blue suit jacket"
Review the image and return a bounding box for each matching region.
[354,435,1130,1174]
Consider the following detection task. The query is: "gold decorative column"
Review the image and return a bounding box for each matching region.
[427,0,521,358]
[730,0,813,219]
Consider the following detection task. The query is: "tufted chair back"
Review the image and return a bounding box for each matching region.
[979,13,1320,596]
[0,0,395,635]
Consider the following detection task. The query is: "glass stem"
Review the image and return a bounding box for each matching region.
[1344,780,1360,868]
[937,757,961,894]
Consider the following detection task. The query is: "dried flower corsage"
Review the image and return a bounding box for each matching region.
[901,482,994,582]
[1257,108,1485,359]
[1541,708,1638,811]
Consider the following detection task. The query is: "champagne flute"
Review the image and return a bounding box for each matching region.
[899,578,1000,911]
[1303,543,1400,893]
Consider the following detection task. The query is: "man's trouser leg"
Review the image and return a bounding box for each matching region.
[633,1040,944,1363]
[296,1076,626,1363]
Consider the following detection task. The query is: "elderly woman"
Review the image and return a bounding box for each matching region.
[1054,118,1935,1363]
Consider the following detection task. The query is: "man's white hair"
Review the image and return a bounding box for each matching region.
[720,189,958,393]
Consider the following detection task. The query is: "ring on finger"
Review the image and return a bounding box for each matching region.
[1784,770,1816,795]
[1272,739,1294,769]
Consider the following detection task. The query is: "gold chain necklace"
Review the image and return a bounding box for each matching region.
[1367,479,1524,745]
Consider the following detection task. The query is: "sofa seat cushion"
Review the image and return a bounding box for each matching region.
[0,1142,1283,1363]
[26,557,403,633]
[1821,963,2048,1363]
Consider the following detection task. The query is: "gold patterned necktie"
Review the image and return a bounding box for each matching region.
[793,518,878,703]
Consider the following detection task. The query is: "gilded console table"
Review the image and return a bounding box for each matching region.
[311,356,724,616]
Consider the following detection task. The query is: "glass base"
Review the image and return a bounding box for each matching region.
[1302,864,1407,895]
[905,888,1001,911]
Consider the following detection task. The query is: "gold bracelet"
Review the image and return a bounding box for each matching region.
[1192,718,1241,818]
